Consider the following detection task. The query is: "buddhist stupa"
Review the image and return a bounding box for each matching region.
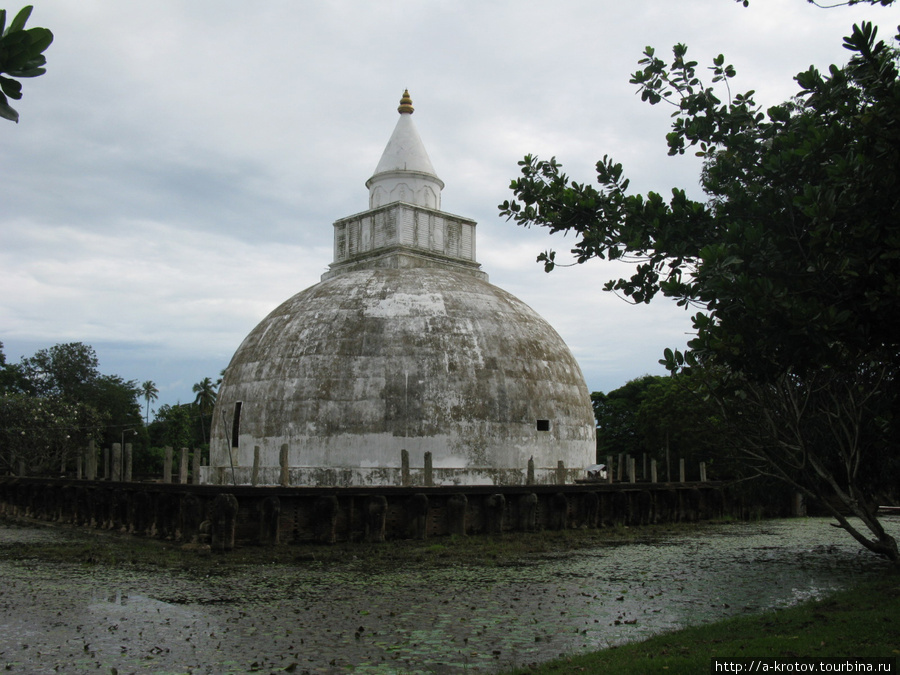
[204,91,596,486]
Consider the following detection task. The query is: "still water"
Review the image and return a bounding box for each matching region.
[0,517,894,674]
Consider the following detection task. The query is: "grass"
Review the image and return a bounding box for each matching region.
[502,572,900,674]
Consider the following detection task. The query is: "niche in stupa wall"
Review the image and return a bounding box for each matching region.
[370,186,385,209]
[389,182,410,204]
[422,185,437,209]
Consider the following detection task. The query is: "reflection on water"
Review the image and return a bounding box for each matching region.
[0,517,895,674]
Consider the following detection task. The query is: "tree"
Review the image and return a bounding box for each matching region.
[593,373,730,481]
[592,375,662,459]
[192,377,217,446]
[90,374,142,447]
[0,342,24,394]
[500,23,900,559]
[635,373,730,480]
[0,342,112,475]
[17,342,100,400]
[0,393,102,475]
[153,403,194,451]
[0,6,52,123]
[2,342,145,472]
[15,342,141,444]
[141,380,158,425]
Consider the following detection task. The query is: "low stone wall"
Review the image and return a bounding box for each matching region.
[0,477,773,549]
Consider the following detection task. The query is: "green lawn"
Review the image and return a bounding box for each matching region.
[504,572,900,674]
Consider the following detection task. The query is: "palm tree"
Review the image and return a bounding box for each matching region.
[141,380,159,425]
[192,377,218,446]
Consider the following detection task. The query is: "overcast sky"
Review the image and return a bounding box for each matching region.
[3,0,895,415]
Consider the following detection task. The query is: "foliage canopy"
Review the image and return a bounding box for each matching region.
[0,342,142,474]
[0,5,52,122]
[501,21,900,559]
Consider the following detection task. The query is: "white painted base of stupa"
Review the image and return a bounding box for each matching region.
[201,464,584,487]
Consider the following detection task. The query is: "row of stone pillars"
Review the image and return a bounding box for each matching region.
[604,454,707,484]
[239,443,566,487]
[247,446,575,487]
[19,441,206,484]
[240,446,708,488]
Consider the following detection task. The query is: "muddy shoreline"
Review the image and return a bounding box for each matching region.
[0,517,894,674]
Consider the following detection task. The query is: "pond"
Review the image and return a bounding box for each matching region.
[0,517,895,674]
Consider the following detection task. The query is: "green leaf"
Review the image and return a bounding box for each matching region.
[0,91,19,122]
[10,67,47,77]
[0,75,22,99]
[7,5,33,34]
[0,29,29,51]
[25,26,53,54]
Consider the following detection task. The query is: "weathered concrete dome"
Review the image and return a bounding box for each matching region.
[204,91,595,486]
[208,267,595,485]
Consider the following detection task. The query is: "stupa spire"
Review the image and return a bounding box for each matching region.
[398,89,414,114]
[366,89,444,210]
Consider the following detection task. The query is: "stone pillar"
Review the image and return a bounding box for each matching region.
[103,446,110,480]
[180,494,203,544]
[163,446,173,483]
[642,453,647,481]
[401,449,410,487]
[18,459,25,477]
[617,453,624,481]
[650,458,658,484]
[124,443,133,482]
[211,493,239,551]
[365,495,388,543]
[484,494,504,534]
[551,492,568,530]
[628,456,636,484]
[526,456,535,485]
[314,495,340,544]
[447,494,468,536]
[406,493,429,540]
[556,460,566,485]
[251,446,260,486]
[699,462,707,482]
[519,493,539,532]
[86,440,96,480]
[679,458,686,483]
[606,455,614,484]
[280,443,290,487]
[111,443,122,483]
[259,496,281,545]
[582,491,600,528]
[192,448,201,484]
[179,448,189,484]
[423,451,433,487]
[76,454,83,480]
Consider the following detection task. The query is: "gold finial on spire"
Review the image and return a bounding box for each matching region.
[398,89,414,114]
